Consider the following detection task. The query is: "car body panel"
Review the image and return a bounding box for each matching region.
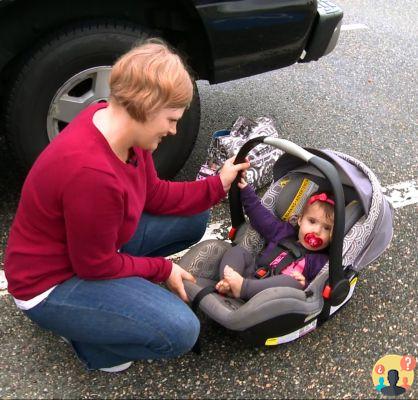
[193,0,317,82]
[0,0,341,85]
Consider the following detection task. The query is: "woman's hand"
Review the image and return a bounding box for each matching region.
[165,263,196,302]
[219,156,250,192]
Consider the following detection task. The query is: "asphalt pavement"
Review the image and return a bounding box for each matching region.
[0,0,417,398]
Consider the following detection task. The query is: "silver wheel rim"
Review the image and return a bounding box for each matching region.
[47,66,111,141]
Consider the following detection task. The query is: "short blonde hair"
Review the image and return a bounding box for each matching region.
[109,39,193,121]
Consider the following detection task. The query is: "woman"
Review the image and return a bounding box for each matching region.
[5,39,249,372]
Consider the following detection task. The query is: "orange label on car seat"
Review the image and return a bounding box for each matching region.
[282,178,311,221]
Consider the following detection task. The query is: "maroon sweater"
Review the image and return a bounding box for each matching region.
[5,103,226,300]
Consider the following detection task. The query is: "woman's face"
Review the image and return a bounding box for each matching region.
[134,107,185,151]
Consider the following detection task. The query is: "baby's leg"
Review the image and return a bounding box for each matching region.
[216,246,253,296]
[240,274,304,301]
[223,266,244,298]
[218,245,254,278]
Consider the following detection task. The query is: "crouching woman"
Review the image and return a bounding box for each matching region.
[5,39,249,372]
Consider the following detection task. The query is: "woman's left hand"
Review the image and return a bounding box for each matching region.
[219,156,250,192]
[166,263,196,303]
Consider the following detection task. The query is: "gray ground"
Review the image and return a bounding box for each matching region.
[0,0,417,398]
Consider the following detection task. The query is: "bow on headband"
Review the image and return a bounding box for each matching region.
[308,192,335,206]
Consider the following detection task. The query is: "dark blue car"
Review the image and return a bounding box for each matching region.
[0,0,342,178]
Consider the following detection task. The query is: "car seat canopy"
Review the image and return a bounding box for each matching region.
[268,148,393,271]
[274,149,373,215]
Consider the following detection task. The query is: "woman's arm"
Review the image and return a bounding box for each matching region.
[63,168,172,282]
[144,151,226,215]
[144,152,249,215]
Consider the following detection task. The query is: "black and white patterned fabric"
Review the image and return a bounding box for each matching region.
[333,150,392,271]
[178,240,231,280]
[196,116,282,189]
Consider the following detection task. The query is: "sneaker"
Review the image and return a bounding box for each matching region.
[99,361,133,373]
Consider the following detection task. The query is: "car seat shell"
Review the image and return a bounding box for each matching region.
[181,139,393,346]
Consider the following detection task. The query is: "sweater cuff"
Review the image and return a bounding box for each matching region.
[211,175,228,199]
[158,258,173,282]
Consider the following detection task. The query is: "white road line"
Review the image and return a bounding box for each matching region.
[1,179,417,296]
[383,180,418,209]
[341,23,369,31]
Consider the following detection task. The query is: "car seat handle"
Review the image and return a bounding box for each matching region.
[230,137,350,306]
[230,136,266,228]
[230,136,315,228]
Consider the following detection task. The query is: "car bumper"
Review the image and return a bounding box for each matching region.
[299,0,344,63]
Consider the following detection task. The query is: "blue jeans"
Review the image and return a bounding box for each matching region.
[23,211,209,370]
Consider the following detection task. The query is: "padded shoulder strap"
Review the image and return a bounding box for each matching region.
[280,238,305,258]
[257,238,307,276]
[259,238,305,266]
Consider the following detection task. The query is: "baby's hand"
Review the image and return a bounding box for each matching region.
[291,271,306,287]
[237,173,248,189]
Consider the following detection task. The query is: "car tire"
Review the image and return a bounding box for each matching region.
[5,21,200,179]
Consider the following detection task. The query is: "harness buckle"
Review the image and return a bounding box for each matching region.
[228,227,237,240]
[322,284,332,300]
[255,266,271,279]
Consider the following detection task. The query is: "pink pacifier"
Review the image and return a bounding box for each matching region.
[304,233,323,248]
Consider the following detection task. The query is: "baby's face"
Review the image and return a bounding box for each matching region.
[298,203,334,251]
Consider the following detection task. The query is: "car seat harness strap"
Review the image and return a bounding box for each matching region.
[255,238,307,279]
[190,285,217,354]
[191,286,217,312]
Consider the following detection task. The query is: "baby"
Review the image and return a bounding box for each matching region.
[216,176,335,300]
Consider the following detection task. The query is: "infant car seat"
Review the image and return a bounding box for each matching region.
[180,137,393,347]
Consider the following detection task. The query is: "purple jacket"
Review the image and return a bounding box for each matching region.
[241,185,328,283]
